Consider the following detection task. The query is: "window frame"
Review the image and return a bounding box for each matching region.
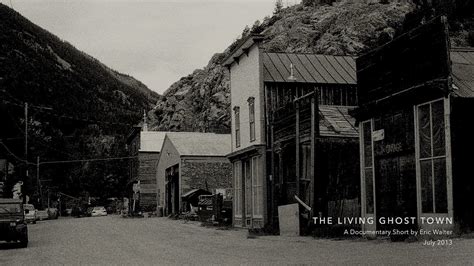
[234,106,241,148]
[360,120,376,215]
[248,97,256,142]
[233,161,242,218]
[415,98,449,214]
[251,156,262,218]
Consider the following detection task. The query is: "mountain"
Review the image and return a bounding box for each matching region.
[0,4,159,200]
[148,0,473,133]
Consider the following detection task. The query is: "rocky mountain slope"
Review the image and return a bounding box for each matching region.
[0,4,159,199]
[149,0,473,133]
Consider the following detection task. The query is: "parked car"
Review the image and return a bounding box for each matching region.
[23,204,37,224]
[36,210,49,221]
[91,206,107,217]
[0,198,28,248]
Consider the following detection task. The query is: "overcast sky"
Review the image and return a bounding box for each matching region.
[1,0,279,93]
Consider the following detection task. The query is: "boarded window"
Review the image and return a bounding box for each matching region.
[417,99,447,213]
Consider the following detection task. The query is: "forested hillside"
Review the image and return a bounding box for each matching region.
[0,4,160,200]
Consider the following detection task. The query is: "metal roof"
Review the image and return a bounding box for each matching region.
[451,47,474,98]
[319,105,358,138]
[140,131,167,152]
[166,133,231,157]
[263,52,357,85]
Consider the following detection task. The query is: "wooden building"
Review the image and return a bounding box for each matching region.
[155,132,232,216]
[354,16,474,233]
[224,35,360,232]
[126,118,167,212]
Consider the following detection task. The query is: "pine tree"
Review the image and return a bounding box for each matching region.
[274,0,283,15]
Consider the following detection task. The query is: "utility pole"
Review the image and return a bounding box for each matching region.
[25,102,28,178]
[37,156,43,208]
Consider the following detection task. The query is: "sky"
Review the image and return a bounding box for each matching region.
[1,0,278,93]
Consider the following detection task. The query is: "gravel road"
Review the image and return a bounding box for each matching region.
[1,215,473,265]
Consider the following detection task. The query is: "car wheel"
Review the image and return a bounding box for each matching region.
[33,220,36,224]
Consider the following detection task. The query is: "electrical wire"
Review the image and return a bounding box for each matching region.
[0,140,137,166]
[38,156,137,165]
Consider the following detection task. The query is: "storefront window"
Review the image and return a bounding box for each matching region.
[233,161,242,217]
[417,100,447,213]
[251,156,262,218]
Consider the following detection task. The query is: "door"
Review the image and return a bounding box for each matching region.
[373,110,417,232]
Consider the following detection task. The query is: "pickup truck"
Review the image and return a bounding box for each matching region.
[0,198,28,248]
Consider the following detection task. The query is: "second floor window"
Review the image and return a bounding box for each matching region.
[248,97,255,142]
[234,106,240,147]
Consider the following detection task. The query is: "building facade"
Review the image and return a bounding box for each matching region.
[354,17,474,233]
[224,35,361,232]
[155,133,232,215]
[126,123,167,212]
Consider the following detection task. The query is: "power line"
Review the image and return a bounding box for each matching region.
[0,140,34,165]
[0,140,137,166]
[1,98,137,127]
[39,156,137,165]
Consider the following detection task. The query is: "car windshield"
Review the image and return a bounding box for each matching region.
[93,207,104,211]
[0,203,22,214]
[24,204,34,210]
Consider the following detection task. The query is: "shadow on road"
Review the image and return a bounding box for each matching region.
[0,242,25,250]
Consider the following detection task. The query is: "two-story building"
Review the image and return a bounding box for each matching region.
[224,35,360,233]
[126,115,167,212]
[354,16,474,234]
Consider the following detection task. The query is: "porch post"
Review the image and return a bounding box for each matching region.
[295,101,300,199]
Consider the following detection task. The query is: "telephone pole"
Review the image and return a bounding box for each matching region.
[25,102,28,178]
[37,156,43,208]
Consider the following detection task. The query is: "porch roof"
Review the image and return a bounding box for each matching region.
[263,52,356,85]
[451,47,474,98]
[319,105,358,138]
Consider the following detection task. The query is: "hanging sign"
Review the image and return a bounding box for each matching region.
[372,129,385,142]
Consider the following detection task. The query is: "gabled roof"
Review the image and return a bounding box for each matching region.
[166,132,231,157]
[139,131,167,152]
[451,47,474,98]
[263,52,356,84]
[223,34,265,67]
[319,105,358,138]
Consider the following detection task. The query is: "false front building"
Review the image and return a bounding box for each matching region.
[224,35,360,232]
[354,17,474,233]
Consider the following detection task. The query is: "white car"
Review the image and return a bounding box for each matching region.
[23,204,37,224]
[91,206,107,217]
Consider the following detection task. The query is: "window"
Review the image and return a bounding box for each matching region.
[234,106,240,148]
[361,120,374,214]
[417,99,447,213]
[233,161,242,217]
[251,156,262,218]
[248,97,255,142]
